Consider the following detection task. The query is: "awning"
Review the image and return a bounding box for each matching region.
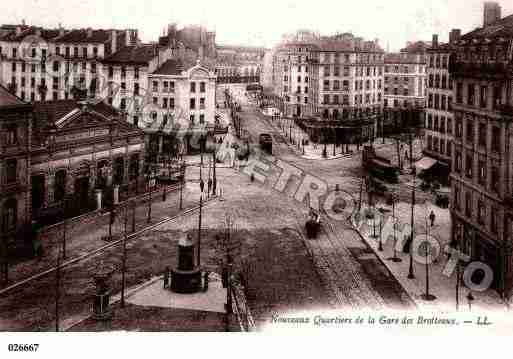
[414,156,437,171]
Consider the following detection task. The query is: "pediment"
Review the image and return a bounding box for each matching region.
[56,108,140,136]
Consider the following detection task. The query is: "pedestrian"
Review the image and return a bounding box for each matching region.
[429,210,436,227]
[208,178,212,197]
[200,178,205,193]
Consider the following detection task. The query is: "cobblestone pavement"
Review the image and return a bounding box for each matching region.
[236,100,416,311]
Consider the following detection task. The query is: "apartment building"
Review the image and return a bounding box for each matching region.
[384,42,427,110]
[0,24,138,102]
[424,34,455,170]
[450,10,513,298]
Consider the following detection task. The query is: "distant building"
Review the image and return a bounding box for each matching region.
[383,42,428,110]
[0,24,138,102]
[423,34,455,174]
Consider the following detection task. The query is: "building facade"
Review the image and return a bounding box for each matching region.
[423,35,454,167]
[146,59,217,159]
[0,24,138,103]
[0,85,32,250]
[449,11,513,298]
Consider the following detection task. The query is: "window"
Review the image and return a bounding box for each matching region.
[466,121,474,143]
[134,67,139,79]
[152,97,158,105]
[121,66,126,79]
[5,159,17,184]
[478,160,486,185]
[93,47,98,57]
[477,200,485,225]
[467,84,475,105]
[323,95,329,104]
[134,83,139,95]
[163,98,168,108]
[489,207,498,234]
[199,114,205,124]
[2,198,17,233]
[456,119,463,138]
[323,80,330,91]
[480,85,487,108]
[454,185,460,211]
[12,48,17,58]
[190,114,195,124]
[456,83,463,103]
[190,82,196,93]
[170,82,175,93]
[455,151,462,173]
[5,124,17,145]
[82,47,87,58]
[54,170,67,202]
[169,98,175,109]
[120,98,126,110]
[200,98,205,109]
[465,154,473,178]
[12,62,16,72]
[190,98,196,109]
[200,82,206,93]
[108,66,113,78]
[491,165,499,193]
[465,192,472,218]
[492,126,501,152]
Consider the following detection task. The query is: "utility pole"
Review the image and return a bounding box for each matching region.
[121,206,128,307]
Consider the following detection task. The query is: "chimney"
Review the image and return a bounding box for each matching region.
[432,34,439,48]
[484,2,501,27]
[125,29,130,46]
[111,30,117,54]
[15,26,22,36]
[449,29,461,44]
[22,19,26,26]
[58,23,64,36]
[87,27,93,38]
[35,28,42,37]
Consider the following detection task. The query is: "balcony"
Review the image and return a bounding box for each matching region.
[449,61,512,80]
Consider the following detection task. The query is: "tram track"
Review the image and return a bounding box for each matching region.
[0,197,218,297]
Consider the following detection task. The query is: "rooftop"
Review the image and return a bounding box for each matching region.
[460,13,513,40]
[152,58,189,75]
[0,84,27,107]
[102,44,157,65]
[54,28,112,44]
[32,99,120,125]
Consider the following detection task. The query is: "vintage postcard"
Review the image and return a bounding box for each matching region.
[0,0,512,356]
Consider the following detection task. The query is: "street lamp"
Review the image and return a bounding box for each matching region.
[146,168,155,224]
[467,291,474,311]
[388,194,402,263]
[408,167,416,279]
[421,204,436,301]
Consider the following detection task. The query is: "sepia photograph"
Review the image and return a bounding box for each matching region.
[0,0,513,356]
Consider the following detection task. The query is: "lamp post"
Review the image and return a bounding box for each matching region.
[388,194,402,262]
[467,291,474,311]
[146,169,154,224]
[421,206,436,301]
[408,166,416,279]
[197,194,203,267]
[120,206,128,307]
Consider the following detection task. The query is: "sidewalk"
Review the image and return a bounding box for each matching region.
[355,200,508,312]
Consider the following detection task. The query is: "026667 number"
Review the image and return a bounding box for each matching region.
[8,344,39,352]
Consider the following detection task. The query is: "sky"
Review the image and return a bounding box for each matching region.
[2,0,513,51]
